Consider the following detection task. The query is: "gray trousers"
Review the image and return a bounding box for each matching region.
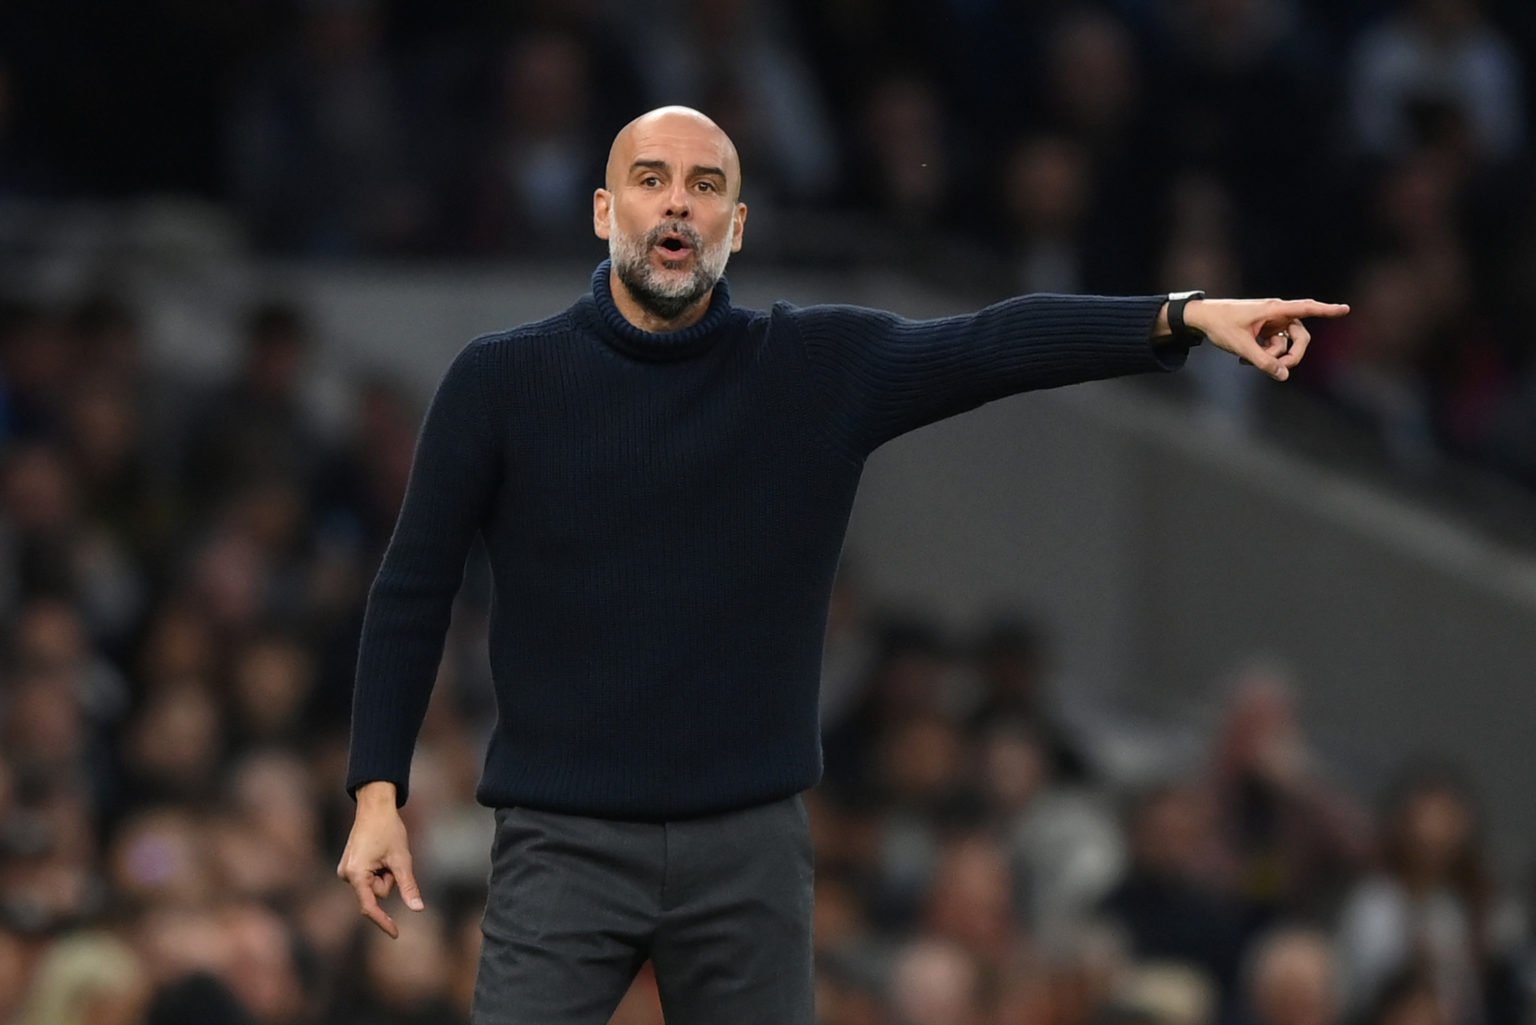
[470,793,815,1025]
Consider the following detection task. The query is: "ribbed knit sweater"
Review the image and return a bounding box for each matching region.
[346,261,1186,819]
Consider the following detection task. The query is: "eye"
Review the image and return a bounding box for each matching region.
[695,181,717,193]
[640,175,661,187]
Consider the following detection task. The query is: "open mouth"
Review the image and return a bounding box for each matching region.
[654,232,695,260]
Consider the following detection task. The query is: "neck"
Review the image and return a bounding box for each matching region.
[607,268,715,334]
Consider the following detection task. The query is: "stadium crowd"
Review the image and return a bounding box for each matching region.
[3,0,1536,483]
[3,0,1536,1023]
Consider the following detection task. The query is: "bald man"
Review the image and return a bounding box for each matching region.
[338,107,1349,1025]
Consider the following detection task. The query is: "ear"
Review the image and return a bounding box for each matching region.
[593,189,612,241]
[730,202,748,253]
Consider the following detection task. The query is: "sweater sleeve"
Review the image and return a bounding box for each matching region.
[787,293,1185,457]
[345,338,503,805]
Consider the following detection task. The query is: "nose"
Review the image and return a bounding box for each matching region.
[663,181,690,219]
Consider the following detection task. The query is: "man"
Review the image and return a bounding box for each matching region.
[337,106,1348,1025]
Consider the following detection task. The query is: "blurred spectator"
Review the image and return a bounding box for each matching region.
[977,722,1126,941]
[60,378,154,602]
[1041,10,1145,153]
[228,634,317,750]
[1243,927,1341,1025]
[0,771,101,935]
[221,750,324,900]
[314,372,421,556]
[217,900,306,1025]
[885,937,982,1025]
[999,135,1097,295]
[13,930,147,1025]
[1335,766,1511,1025]
[227,0,432,255]
[920,832,1020,978]
[1207,669,1371,932]
[1357,149,1518,463]
[0,442,82,604]
[823,618,962,791]
[131,901,305,1024]
[119,684,225,807]
[998,921,1133,1025]
[182,300,323,515]
[460,31,604,256]
[1138,0,1319,236]
[1348,0,1526,163]
[14,597,130,741]
[965,617,1093,783]
[64,295,189,566]
[2,668,91,788]
[853,75,953,231]
[1100,783,1245,998]
[0,303,71,441]
[1317,258,1444,471]
[864,712,975,930]
[0,451,144,658]
[1030,8,1159,292]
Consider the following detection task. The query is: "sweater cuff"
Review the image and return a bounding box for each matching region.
[346,756,411,806]
[1134,295,1192,373]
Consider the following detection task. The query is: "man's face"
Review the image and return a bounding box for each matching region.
[594,114,747,321]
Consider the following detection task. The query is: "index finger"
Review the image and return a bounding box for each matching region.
[1273,299,1350,320]
[349,873,399,939]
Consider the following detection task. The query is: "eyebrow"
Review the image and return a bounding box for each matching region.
[629,159,728,181]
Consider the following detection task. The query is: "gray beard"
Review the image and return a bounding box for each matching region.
[609,219,734,324]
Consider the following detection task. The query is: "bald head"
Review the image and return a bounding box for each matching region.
[604,106,742,200]
[594,106,749,330]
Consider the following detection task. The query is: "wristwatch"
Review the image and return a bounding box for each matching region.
[1166,290,1206,345]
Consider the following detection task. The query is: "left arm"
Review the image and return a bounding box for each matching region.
[788,292,1181,457]
[787,292,1350,460]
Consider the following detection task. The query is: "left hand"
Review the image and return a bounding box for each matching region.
[1183,298,1351,381]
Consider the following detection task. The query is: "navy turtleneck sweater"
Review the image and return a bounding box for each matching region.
[346,261,1185,819]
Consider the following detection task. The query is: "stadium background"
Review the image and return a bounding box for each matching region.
[3,0,1536,1023]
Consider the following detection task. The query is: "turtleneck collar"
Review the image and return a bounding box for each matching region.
[583,259,735,362]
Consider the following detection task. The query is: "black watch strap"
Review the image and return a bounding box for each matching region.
[1167,290,1207,345]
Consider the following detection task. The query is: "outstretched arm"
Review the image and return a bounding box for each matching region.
[790,293,1177,457]
[789,292,1350,459]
